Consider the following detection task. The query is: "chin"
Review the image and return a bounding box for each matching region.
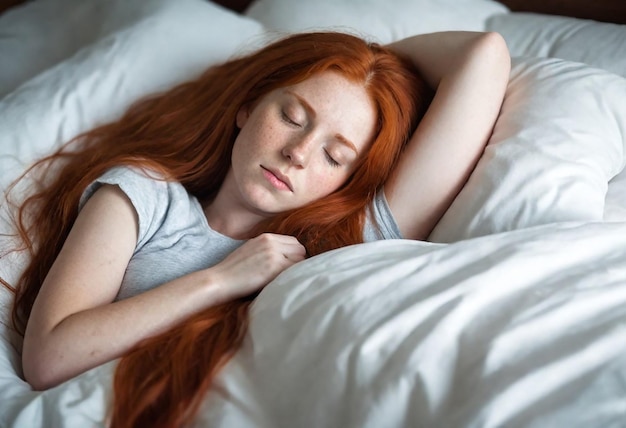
[244,190,290,215]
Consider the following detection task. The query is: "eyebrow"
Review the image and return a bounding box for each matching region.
[286,90,359,155]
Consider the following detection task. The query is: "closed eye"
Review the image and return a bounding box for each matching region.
[281,111,301,127]
[324,150,341,168]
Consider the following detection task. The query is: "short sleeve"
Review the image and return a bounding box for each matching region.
[79,166,171,250]
[363,190,403,242]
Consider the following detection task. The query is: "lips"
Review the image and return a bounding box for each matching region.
[261,166,293,192]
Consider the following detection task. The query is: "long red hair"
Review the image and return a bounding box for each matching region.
[3,32,431,426]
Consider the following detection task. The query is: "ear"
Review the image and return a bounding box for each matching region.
[236,105,249,129]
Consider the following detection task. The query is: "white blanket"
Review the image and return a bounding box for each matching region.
[1,222,625,427]
[1,0,626,427]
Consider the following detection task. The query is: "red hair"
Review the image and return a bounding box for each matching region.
[3,32,431,426]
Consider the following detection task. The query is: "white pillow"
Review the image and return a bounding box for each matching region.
[245,0,509,43]
[0,0,265,191]
[0,0,224,100]
[486,13,626,78]
[429,56,626,242]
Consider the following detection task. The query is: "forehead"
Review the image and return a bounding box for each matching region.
[281,71,377,152]
[285,71,372,112]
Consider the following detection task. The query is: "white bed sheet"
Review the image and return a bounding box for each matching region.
[1,0,626,427]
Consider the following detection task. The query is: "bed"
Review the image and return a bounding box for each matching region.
[1,0,625,426]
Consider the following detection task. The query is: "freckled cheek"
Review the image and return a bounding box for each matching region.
[239,112,279,151]
[254,126,283,153]
[307,170,347,196]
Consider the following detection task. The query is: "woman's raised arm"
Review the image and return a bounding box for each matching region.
[384,31,510,240]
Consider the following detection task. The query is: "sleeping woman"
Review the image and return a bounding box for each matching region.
[3,30,510,426]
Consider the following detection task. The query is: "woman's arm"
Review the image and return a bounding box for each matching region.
[23,185,305,390]
[385,31,510,240]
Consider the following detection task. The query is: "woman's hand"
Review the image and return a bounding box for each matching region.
[22,188,304,390]
[209,233,307,301]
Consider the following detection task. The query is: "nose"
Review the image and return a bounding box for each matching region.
[282,136,313,167]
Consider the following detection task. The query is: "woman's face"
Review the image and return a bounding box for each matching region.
[225,71,377,216]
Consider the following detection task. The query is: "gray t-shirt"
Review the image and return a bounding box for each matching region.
[79,166,402,300]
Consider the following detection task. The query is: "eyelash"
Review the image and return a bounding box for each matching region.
[324,150,340,168]
[282,110,341,168]
[281,111,301,127]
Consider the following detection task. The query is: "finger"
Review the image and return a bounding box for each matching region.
[260,232,303,246]
[281,246,307,262]
[281,240,306,253]
[256,233,306,256]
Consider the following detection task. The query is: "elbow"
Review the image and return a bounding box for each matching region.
[26,378,57,392]
[478,31,511,74]
[23,360,55,391]
[467,31,511,90]
[22,349,64,391]
[481,31,509,51]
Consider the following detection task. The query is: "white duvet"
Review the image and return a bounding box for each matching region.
[1,0,626,427]
[1,223,626,427]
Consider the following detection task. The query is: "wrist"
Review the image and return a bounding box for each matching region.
[198,268,233,306]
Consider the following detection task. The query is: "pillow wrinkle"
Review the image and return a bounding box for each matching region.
[429,56,626,242]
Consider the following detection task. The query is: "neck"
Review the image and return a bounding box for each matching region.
[203,184,268,241]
